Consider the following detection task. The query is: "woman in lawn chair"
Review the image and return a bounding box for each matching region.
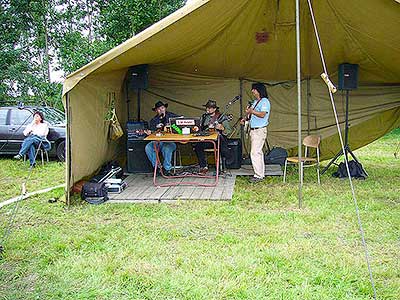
[13,111,51,168]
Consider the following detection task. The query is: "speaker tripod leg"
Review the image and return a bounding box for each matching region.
[321,148,344,174]
[347,147,368,176]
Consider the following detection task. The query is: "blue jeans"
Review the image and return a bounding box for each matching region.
[19,135,51,166]
[145,141,176,171]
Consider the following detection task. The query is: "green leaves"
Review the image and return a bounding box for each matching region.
[0,0,185,108]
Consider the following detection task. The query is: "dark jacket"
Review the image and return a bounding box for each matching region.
[149,111,180,131]
[200,112,232,136]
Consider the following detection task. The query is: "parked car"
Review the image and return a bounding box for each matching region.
[0,105,66,161]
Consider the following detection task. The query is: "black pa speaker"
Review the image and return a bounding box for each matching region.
[127,140,153,173]
[225,139,242,169]
[338,63,359,90]
[127,64,148,89]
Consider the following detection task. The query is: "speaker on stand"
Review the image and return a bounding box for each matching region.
[321,63,366,175]
[127,64,148,121]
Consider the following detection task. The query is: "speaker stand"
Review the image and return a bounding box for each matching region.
[136,88,141,120]
[321,90,366,175]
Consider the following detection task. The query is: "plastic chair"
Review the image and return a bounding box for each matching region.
[283,135,321,185]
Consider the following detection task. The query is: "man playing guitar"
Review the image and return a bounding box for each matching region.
[241,83,271,183]
[194,99,232,175]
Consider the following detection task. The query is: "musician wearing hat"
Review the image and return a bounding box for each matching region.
[144,100,180,176]
[194,99,232,175]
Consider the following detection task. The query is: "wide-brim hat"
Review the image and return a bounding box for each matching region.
[203,99,219,109]
[152,100,168,111]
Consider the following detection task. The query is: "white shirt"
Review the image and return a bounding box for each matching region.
[23,121,49,138]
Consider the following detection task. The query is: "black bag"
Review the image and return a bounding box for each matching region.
[81,182,108,204]
[332,160,368,179]
[264,147,288,166]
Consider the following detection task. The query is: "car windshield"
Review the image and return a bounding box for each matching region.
[37,107,65,126]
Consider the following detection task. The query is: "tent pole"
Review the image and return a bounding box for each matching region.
[296,0,302,208]
[307,77,311,134]
[239,78,244,151]
[65,92,71,206]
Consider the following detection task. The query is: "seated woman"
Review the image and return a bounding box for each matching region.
[14,111,51,167]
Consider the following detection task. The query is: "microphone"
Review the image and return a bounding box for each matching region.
[228,95,241,105]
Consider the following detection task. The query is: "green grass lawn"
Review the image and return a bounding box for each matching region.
[0,129,399,300]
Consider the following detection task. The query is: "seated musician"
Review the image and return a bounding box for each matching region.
[194,99,232,175]
[144,101,180,176]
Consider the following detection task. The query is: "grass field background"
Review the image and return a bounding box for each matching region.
[0,129,399,299]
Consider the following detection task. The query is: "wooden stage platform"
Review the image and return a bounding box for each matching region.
[108,165,282,203]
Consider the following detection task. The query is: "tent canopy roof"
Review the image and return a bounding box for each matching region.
[64,0,400,94]
[62,0,400,189]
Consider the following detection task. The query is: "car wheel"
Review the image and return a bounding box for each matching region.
[56,140,65,162]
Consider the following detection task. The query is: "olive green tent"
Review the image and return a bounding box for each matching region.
[63,0,400,192]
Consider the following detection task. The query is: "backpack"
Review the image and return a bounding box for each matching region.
[264,147,288,166]
[332,160,368,179]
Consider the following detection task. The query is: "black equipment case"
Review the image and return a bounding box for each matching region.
[81,182,108,204]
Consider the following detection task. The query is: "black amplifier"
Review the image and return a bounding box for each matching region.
[226,139,242,169]
[126,140,153,173]
[127,121,148,140]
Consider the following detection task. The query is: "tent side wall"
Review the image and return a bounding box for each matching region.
[66,70,127,185]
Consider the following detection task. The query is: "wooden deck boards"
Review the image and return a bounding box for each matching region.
[108,165,282,203]
[108,173,236,203]
[230,164,283,176]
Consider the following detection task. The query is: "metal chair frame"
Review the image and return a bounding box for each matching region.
[283,135,321,185]
[24,146,49,166]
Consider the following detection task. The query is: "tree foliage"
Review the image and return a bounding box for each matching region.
[0,0,186,109]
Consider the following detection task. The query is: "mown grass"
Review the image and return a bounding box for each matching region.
[0,159,65,200]
[0,129,399,300]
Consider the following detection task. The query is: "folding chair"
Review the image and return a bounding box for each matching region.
[283,135,321,185]
[24,144,49,166]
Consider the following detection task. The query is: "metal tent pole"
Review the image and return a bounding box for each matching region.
[65,92,71,206]
[239,78,244,150]
[296,0,302,208]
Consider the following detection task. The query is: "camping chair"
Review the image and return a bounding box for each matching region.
[24,144,50,166]
[283,135,321,185]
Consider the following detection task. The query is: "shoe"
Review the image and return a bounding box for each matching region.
[13,154,22,160]
[199,167,208,175]
[30,163,36,168]
[249,176,264,183]
[163,168,173,176]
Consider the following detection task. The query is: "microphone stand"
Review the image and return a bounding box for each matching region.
[218,95,241,123]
